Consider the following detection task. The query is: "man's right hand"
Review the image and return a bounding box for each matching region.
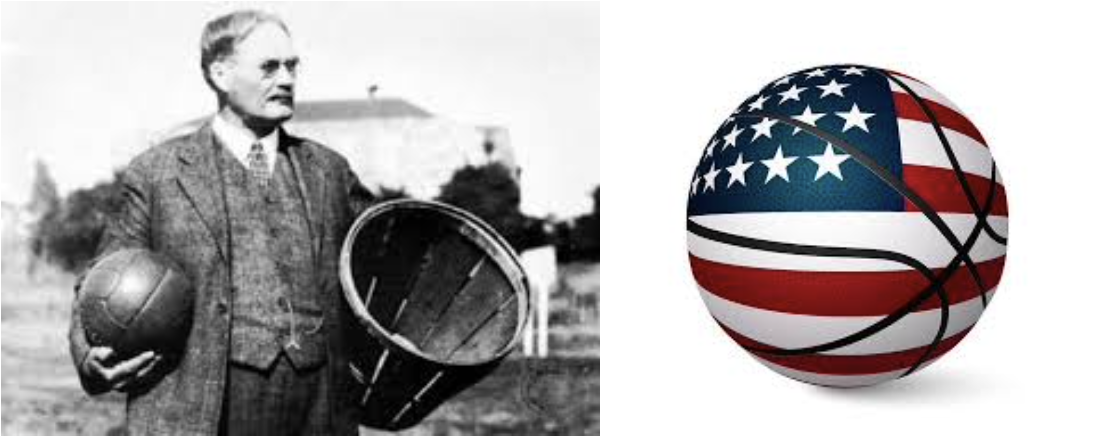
[80,347,162,393]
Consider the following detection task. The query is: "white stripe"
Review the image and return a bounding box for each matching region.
[752,356,941,387]
[898,119,1000,185]
[687,228,1005,273]
[688,212,1008,271]
[889,78,965,116]
[689,231,906,272]
[700,285,993,356]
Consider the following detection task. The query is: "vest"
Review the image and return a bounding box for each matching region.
[219,144,327,370]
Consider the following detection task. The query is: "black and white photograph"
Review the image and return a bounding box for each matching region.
[1,2,599,435]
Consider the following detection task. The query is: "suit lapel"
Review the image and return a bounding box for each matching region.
[175,123,230,261]
[284,129,325,264]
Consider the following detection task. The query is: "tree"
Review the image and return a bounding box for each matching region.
[32,172,124,272]
[28,160,61,217]
[435,163,545,252]
[28,161,62,273]
[556,185,599,262]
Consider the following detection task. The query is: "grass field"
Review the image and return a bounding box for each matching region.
[1,264,599,435]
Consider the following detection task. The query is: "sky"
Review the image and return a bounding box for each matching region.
[0,2,599,218]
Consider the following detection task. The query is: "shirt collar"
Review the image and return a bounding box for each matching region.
[211,114,279,172]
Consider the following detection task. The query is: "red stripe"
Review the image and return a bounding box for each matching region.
[893,92,986,145]
[718,321,972,375]
[691,255,1005,316]
[903,165,1008,216]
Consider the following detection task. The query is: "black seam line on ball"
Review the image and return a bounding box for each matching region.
[742,112,988,309]
[688,219,934,276]
[880,71,1008,246]
[900,163,999,376]
[688,219,966,357]
[688,219,960,357]
[845,71,989,308]
[903,272,949,377]
[126,264,171,326]
[864,69,989,309]
[837,68,993,307]
[736,111,988,370]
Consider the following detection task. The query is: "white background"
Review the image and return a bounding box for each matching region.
[603,1,1113,434]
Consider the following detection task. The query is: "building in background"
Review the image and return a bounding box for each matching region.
[160,87,517,199]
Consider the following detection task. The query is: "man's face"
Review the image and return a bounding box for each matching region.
[213,23,298,127]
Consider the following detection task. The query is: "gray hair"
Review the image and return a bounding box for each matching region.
[199,10,290,92]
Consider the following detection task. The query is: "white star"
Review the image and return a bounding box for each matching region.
[816,79,850,98]
[725,152,753,188]
[747,94,769,112]
[841,66,866,76]
[690,174,702,196]
[804,67,829,79]
[809,143,852,181]
[703,138,718,160]
[761,146,797,183]
[836,103,875,133]
[771,74,794,88]
[778,84,806,104]
[722,125,743,150]
[791,105,825,135]
[749,117,777,142]
[702,162,721,192]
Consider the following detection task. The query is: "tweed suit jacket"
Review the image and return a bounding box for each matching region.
[68,122,375,435]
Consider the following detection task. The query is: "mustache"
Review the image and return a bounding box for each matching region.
[267,93,294,103]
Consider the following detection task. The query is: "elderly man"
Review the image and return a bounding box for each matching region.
[69,10,372,435]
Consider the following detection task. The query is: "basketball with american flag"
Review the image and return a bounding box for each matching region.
[687,65,1008,387]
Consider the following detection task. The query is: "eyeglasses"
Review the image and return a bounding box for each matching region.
[260,57,300,78]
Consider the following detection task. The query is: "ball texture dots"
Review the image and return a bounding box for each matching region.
[686,65,1008,387]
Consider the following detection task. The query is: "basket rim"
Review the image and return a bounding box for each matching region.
[338,199,532,367]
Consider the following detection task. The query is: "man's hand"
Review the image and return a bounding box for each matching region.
[80,347,163,393]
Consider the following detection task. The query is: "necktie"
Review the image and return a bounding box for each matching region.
[247,142,269,188]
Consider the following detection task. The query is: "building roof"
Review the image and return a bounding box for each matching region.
[292,97,431,122]
[160,96,432,141]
